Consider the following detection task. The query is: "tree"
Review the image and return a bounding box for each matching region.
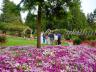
[87,9,96,30]
[20,0,43,48]
[19,0,72,48]
[87,13,94,23]
[25,11,36,33]
[93,9,96,23]
[42,0,72,30]
[1,0,22,23]
[0,0,25,32]
[41,0,88,31]
[69,0,88,30]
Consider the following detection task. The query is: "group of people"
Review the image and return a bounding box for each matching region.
[41,32,62,45]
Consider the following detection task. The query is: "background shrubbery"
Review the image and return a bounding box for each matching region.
[0,35,6,44]
[86,36,96,41]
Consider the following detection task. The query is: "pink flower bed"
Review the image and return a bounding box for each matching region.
[0,45,96,72]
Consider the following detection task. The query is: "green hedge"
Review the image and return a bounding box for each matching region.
[87,36,96,40]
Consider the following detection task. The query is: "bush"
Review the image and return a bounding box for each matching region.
[8,31,16,35]
[79,35,86,41]
[73,38,82,45]
[87,36,96,40]
[53,29,67,34]
[71,35,79,40]
[64,35,71,40]
[64,35,79,40]
[0,35,6,44]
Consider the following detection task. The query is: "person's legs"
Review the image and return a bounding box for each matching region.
[58,38,61,45]
[52,38,55,45]
[51,38,54,45]
[43,37,45,44]
[50,38,52,45]
[59,38,61,45]
[57,39,59,45]
[48,37,50,45]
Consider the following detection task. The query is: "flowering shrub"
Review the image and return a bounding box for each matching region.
[81,41,96,47]
[0,45,96,72]
[90,41,96,47]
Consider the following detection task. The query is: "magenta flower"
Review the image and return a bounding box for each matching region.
[0,45,96,71]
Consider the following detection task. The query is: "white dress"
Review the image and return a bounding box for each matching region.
[54,34,58,40]
[41,33,43,44]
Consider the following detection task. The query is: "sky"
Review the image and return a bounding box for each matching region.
[81,0,96,15]
[0,0,96,20]
[0,0,3,14]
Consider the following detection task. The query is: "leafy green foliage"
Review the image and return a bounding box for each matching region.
[0,35,6,44]
[0,22,27,32]
[0,0,26,32]
[1,0,21,23]
[25,11,36,33]
[87,9,96,30]
[39,0,89,31]
[86,36,96,41]
[73,38,82,45]
[69,0,89,30]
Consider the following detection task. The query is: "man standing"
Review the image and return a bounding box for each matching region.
[57,33,62,45]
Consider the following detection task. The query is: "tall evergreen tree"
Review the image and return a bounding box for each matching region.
[69,0,88,30]
[0,0,25,31]
[1,0,22,23]
[87,9,96,30]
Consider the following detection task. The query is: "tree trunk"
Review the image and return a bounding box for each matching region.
[37,5,41,48]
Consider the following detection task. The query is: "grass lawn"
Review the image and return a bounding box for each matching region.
[1,36,69,46]
[1,36,37,46]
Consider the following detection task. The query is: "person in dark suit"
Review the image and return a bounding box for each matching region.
[57,33,62,45]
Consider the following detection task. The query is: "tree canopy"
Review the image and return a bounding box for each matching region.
[0,0,27,32]
[87,9,96,31]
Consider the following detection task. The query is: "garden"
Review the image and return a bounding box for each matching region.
[0,0,96,72]
[0,32,96,71]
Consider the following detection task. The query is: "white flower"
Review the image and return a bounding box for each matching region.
[60,70,65,72]
[15,63,20,67]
